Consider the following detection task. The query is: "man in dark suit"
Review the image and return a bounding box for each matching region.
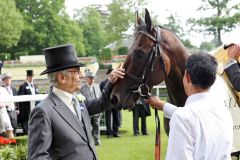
[28,44,125,160]
[80,71,102,145]
[1,72,19,136]
[17,70,39,134]
[100,68,121,138]
[224,43,240,92]
[132,98,150,136]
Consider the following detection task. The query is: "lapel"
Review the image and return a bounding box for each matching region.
[49,92,88,143]
[80,102,92,142]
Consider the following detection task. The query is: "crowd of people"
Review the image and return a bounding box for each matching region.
[0,70,37,139]
[0,43,239,160]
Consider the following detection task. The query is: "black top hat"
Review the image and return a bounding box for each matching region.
[27,70,33,77]
[40,44,85,75]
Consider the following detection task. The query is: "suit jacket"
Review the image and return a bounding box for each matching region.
[28,81,113,160]
[80,83,101,101]
[17,82,39,123]
[225,63,240,92]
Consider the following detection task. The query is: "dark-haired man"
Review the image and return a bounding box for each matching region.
[147,53,233,160]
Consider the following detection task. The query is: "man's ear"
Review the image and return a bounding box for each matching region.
[57,72,66,84]
[185,72,191,83]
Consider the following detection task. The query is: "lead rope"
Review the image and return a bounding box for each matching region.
[155,26,163,160]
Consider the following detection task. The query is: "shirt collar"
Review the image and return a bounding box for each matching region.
[52,87,73,102]
[185,92,210,107]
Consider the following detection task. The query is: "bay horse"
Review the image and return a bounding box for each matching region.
[110,9,240,156]
[111,9,188,134]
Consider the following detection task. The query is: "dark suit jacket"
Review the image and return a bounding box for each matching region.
[17,82,39,123]
[28,81,113,160]
[225,63,240,92]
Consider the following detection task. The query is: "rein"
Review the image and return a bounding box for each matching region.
[125,26,166,160]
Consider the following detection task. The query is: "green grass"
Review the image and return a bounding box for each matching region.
[96,109,168,160]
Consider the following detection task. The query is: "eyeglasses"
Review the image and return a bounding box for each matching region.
[67,69,83,78]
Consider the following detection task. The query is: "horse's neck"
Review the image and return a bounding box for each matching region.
[165,50,189,107]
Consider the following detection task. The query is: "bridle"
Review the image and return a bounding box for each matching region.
[124,26,167,98]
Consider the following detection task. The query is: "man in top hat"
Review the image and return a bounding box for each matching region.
[1,72,18,136]
[28,44,125,160]
[18,69,39,135]
[80,70,102,145]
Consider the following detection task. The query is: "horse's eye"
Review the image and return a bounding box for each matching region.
[134,50,146,61]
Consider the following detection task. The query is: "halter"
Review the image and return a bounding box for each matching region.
[125,26,167,98]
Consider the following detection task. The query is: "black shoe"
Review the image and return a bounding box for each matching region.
[142,133,148,136]
[113,134,120,137]
[95,141,101,146]
[107,135,113,138]
[134,132,140,136]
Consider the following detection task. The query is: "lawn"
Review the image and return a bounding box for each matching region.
[96,109,168,160]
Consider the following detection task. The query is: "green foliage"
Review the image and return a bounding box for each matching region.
[105,0,135,43]
[15,0,85,55]
[100,48,112,60]
[117,46,128,55]
[188,0,240,47]
[162,13,185,38]
[200,41,215,51]
[0,0,24,49]
[15,52,28,60]
[0,53,11,61]
[75,7,106,56]
[0,136,28,160]
[182,39,197,49]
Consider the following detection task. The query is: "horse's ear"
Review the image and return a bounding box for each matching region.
[137,15,144,26]
[145,8,152,32]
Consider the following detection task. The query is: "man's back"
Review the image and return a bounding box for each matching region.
[166,92,233,160]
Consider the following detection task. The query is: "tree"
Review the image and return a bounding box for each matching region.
[199,41,215,51]
[15,0,85,55]
[0,0,23,49]
[105,0,135,43]
[74,7,106,56]
[188,0,240,47]
[162,13,185,38]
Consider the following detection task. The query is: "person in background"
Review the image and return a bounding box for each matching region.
[224,43,240,92]
[0,86,14,139]
[28,44,125,160]
[80,71,102,145]
[223,43,240,160]
[147,53,233,160]
[1,72,18,136]
[132,98,150,136]
[18,70,39,134]
[100,68,120,138]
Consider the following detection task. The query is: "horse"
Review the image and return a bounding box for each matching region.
[110,8,240,156]
[111,9,188,134]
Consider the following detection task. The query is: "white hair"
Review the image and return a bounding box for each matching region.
[47,70,69,87]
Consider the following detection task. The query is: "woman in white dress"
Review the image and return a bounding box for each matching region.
[0,87,14,139]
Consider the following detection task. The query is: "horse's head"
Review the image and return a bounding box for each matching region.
[111,9,188,110]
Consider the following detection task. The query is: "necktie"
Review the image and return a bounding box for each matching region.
[72,96,82,121]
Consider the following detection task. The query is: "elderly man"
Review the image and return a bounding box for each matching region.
[80,71,102,145]
[28,44,125,160]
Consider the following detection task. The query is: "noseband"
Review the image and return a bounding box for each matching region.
[125,26,167,98]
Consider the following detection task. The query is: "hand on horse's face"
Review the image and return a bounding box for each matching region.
[108,67,125,84]
[228,44,240,60]
[145,96,165,111]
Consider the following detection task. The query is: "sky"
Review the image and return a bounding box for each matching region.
[65,0,240,47]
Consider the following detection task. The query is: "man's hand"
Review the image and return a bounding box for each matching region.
[145,96,165,111]
[227,44,240,60]
[108,64,125,84]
